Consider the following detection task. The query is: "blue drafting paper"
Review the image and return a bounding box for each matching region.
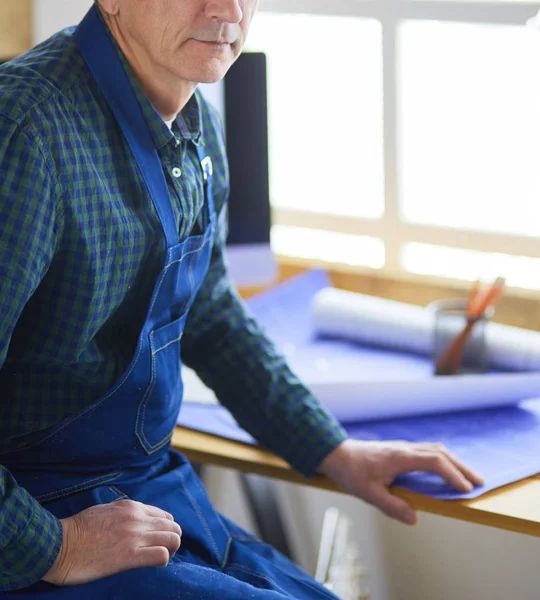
[345,400,540,499]
[248,269,434,384]
[178,400,540,499]
[178,269,540,499]
[179,403,256,446]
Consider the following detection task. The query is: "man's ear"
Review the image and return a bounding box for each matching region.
[97,0,120,16]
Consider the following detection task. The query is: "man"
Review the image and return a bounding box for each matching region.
[0,0,482,597]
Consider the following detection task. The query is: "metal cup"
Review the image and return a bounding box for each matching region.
[427,298,494,375]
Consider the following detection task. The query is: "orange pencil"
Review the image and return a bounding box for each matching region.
[468,277,505,318]
[436,277,505,375]
[466,279,481,316]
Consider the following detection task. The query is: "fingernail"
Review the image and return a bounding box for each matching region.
[404,512,416,525]
[465,481,473,492]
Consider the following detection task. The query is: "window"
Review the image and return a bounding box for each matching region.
[248,0,540,293]
[398,20,540,237]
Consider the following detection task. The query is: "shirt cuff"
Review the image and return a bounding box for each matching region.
[0,495,63,592]
[290,416,349,479]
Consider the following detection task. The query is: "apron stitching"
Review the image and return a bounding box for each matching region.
[173,469,223,564]
[136,397,174,453]
[91,328,144,401]
[188,249,196,305]
[220,537,232,569]
[152,333,183,355]
[227,564,295,597]
[142,433,173,455]
[143,268,168,329]
[36,471,123,501]
[158,236,211,314]
[135,338,161,452]
[135,332,174,453]
[192,476,230,541]
[136,335,156,436]
[109,485,128,501]
[22,335,146,452]
[231,535,260,543]
[162,236,210,276]
[139,233,211,351]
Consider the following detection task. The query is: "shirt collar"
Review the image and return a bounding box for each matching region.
[97,8,203,149]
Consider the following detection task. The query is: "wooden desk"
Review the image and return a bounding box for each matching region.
[173,426,540,538]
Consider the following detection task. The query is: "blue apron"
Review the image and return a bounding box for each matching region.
[1,6,337,599]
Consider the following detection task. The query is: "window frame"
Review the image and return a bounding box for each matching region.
[257,0,540,294]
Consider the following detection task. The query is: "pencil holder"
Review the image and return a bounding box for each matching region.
[428,298,494,375]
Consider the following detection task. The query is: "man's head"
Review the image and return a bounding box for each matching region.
[97,0,258,89]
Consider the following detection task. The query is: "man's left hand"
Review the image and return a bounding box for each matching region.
[319,439,484,525]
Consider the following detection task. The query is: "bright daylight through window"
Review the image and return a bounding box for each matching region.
[248,0,540,292]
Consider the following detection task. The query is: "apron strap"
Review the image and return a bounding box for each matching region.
[74,6,215,248]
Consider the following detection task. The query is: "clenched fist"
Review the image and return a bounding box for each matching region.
[43,499,182,586]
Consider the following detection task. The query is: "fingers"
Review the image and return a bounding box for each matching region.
[136,516,182,564]
[143,507,175,521]
[146,517,183,538]
[412,443,484,487]
[416,444,484,486]
[368,486,417,525]
[113,501,182,561]
[116,500,175,521]
[399,451,474,493]
[139,531,181,557]
[45,500,184,586]
[133,546,171,569]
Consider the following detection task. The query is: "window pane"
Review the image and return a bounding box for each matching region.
[272,225,385,268]
[398,21,540,237]
[245,13,384,218]
[402,242,540,290]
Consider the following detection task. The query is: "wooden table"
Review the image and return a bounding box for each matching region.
[173,426,540,538]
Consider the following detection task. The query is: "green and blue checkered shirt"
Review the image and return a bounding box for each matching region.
[0,20,348,591]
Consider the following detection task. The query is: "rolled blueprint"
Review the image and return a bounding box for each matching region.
[182,275,540,424]
[307,372,540,423]
[312,287,540,373]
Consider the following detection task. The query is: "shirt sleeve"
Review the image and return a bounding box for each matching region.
[0,468,63,591]
[0,116,64,591]
[181,204,349,478]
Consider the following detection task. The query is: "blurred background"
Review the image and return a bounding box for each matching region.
[2,1,540,598]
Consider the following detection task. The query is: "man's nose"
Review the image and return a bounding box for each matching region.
[205,0,243,24]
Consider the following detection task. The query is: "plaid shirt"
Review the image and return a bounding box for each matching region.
[0,17,348,591]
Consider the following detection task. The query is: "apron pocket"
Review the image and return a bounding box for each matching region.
[136,316,186,454]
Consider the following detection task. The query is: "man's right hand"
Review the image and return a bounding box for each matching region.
[42,499,182,586]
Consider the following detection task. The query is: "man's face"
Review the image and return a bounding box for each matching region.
[113,0,259,84]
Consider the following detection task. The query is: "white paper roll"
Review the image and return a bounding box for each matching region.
[307,372,540,423]
[312,287,540,373]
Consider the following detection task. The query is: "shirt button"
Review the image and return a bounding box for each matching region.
[172,167,182,178]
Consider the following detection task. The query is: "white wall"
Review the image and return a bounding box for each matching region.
[31,3,540,598]
[379,512,540,600]
[32,0,92,44]
[208,468,540,600]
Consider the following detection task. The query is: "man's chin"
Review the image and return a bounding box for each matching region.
[193,63,235,85]
[180,48,240,85]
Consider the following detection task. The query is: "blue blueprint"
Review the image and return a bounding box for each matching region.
[178,399,540,499]
[178,270,540,499]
